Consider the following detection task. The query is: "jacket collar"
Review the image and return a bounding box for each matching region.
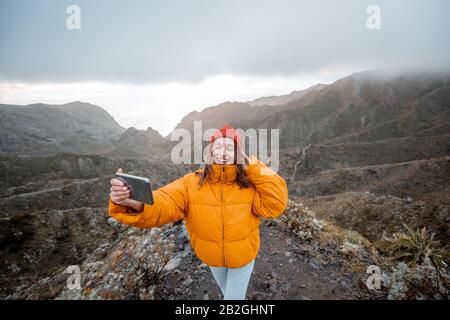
[208,163,237,184]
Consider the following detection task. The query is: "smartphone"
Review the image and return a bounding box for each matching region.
[114,172,154,205]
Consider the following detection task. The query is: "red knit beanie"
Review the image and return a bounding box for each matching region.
[210,124,241,145]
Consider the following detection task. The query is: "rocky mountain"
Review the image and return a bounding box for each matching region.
[246,83,327,106]
[173,70,449,146]
[0,101,126,155]
[170,69,450,177]
[267,69,450,149]
[170,83,327,137]
[103,127,172,160]
[170,101,257,138]
[0,101,175,161]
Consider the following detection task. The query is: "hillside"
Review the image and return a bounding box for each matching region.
[0,101,125,155]
[171,69,450,156]
[246,83,327,107]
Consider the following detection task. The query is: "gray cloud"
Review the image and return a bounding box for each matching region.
[0,0,449,84]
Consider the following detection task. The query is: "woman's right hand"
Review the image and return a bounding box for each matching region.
[110,168,144,212]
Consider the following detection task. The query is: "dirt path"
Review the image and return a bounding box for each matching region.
[155,220,382,300]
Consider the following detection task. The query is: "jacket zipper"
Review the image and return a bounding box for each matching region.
[221,166,226,267]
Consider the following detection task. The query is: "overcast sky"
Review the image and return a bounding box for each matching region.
[1,0,449,136]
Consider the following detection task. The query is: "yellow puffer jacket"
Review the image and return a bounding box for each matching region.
[108,155,289,268]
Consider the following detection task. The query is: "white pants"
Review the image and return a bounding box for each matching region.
[209,259,255,300]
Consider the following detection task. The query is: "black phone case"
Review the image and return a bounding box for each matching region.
[114,173,154,205]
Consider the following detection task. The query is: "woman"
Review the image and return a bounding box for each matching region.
[109,124,288,300]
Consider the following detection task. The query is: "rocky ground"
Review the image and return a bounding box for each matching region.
[298,192,450,252]
[154,218,385,300]
[0,153,189,299]
[3,200,395,300]
[287,156,450,251]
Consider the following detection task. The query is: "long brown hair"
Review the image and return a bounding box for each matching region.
[196,141,251,189]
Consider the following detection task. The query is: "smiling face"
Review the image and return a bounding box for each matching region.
[211,137,235,164]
